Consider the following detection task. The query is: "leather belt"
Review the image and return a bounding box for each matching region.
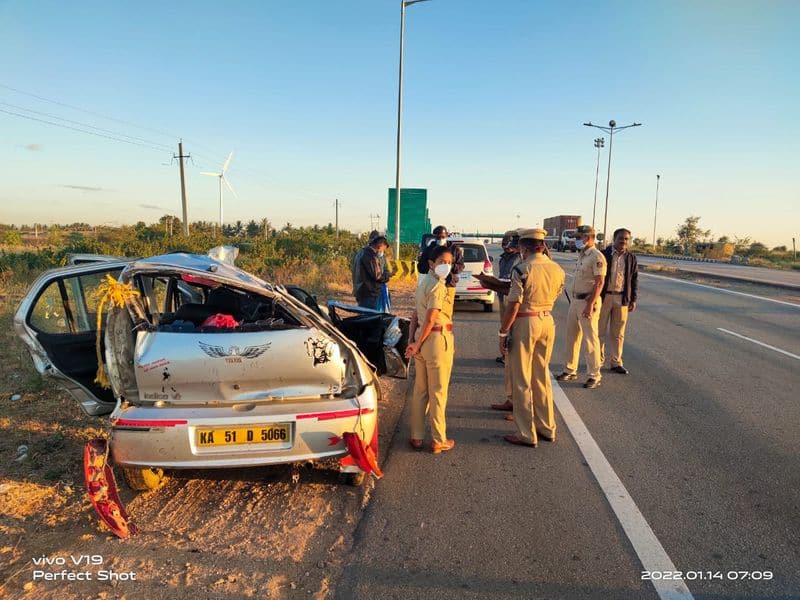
[517,311,551,318]
[606,291,623,295]
[431,324,453,332]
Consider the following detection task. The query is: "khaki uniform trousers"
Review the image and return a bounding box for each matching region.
[509,314,556,444]
[499,294,513,400]
[563,297,603,380]
[411,331,455,444]
[599,294,629,367]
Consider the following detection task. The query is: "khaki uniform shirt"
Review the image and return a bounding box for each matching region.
[608,249,626,292]
[507,254,566,310]
[572,245,607,295]
[415,273,453,327]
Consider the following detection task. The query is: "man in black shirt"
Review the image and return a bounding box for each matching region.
[352,234,391,309]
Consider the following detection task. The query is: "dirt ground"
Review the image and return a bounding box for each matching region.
[0,277,417,600]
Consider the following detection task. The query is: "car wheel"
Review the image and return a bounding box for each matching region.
[483,302,494,313]
[120,466,167,491]
[339,471,366,486]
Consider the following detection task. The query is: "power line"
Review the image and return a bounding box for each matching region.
[0,82,177,140]
[0,101,174,151]
[0,107,170,153]
[1,82,346,205]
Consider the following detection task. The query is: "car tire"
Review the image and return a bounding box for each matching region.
[483,302,494,313]
[340,471,366,487]
[120,466,167,491]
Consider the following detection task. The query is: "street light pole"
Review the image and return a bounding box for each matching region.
[394,0,431,257]
[592,137,604,228]
[653,174,660,250]
[583,120,642,247]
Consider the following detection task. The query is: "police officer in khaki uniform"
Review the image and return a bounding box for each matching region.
[556,225,606,389]
[499,228,565,446]
[405,244,456,454]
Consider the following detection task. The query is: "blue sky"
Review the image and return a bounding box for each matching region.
[1,0,798,246]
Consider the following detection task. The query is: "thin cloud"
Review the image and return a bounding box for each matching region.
[139,203,165,210]
[25,143,42,151]
[58,184,106,192]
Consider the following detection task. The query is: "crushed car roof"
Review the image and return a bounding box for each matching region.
[123,252,275,295]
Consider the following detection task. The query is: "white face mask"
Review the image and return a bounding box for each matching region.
[377,250,385,257]
[434,263,451,279]
[575,239,586,250]
[436,238,448,246]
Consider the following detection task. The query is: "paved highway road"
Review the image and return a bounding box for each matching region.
[337,250,799,599]
[632,256,799,290]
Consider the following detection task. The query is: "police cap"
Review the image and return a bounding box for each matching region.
[576,225,596,236]
[518,228,547,241]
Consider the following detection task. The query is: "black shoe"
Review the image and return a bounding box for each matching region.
[556,372,577,381]
[583,378,601,389]
[611,366,629,375]
[536,432,556,443]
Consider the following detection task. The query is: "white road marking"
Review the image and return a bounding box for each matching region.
[717,328,800,361]
[552,379,694,600]
[638,272,800,308]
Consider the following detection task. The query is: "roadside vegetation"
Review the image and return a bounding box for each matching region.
[0,217,421,295]
[628,216,799,270]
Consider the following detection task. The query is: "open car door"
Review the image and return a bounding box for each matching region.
[14,260,130,416]
[326,301,410,378]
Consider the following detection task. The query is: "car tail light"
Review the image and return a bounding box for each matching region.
[483,260,492,272]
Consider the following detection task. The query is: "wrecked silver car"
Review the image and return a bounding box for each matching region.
[14,249,404,526]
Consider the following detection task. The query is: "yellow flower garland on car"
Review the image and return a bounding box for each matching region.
[92,274,140,388]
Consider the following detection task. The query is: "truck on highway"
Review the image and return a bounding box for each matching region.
[543,215,582,251]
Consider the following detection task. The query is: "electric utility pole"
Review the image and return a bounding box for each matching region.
[334,198,340,238]
[369,213,380,232]
[174,140,191,236]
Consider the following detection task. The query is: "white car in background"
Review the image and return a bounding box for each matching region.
[451,238,496,312]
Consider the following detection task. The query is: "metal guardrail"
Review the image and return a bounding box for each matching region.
[638,253,723,264]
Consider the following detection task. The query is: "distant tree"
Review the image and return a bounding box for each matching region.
[772,245,787,252]
[717,235,730,244]
[676,216,710,248]
[260,218,272,239]
[733,236,752,253]
[67,231,85,245]
[245,220,260,238]
[47,226,63,245]
[748,242,768,257]
[2,230,22,245]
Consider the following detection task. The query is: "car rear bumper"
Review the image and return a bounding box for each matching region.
[454,289,496,303]
[109,383,378,469]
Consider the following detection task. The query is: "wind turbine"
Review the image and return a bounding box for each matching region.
[201,151,237,229]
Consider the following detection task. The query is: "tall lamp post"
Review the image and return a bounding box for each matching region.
[394,0,431,257]
[583,120,642,246]
[592,137,605,228]
[653,174,661,250]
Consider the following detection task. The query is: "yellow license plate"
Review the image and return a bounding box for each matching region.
[196,424,291,447]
